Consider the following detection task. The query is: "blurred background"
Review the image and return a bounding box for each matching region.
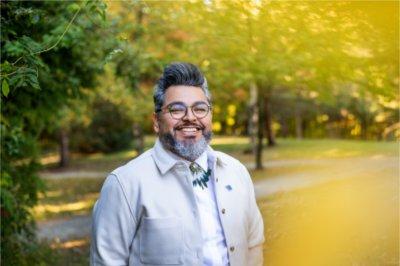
[1,1,398,265]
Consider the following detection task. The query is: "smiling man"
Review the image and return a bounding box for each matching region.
[90,62,264,266]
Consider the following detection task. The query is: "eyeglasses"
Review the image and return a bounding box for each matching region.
[156,101,212,120]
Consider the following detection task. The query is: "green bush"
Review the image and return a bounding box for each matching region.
[1,1,109,264]
[71,97,133,153]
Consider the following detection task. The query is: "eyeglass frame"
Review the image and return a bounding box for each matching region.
[155,101,212,120]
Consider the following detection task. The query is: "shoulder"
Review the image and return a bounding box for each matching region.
[101,149,158,212]
[110,148,157,183]
[214,150,253,186]
[214,150,246,170]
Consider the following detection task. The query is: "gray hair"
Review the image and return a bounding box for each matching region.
[160,130,212,162]
[153,62,211,112]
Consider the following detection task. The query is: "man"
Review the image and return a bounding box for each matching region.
[90,62,264,266]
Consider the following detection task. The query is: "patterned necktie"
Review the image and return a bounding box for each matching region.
[189,162,211,189]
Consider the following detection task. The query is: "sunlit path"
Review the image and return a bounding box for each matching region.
[254,156,398,197]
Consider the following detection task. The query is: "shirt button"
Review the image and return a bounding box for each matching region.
[216,178,219,182]
[221,208,226,214]
[230,246,235,252]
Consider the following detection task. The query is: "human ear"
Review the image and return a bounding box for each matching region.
[152,113,160,133]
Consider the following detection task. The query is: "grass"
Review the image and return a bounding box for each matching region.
[40,136,397,173]
[250,163,328,182]
[36,137,398,265]
[260,168,398,265]
[34,178,104,221]
[38,237,91,266]
[225,137,398,163]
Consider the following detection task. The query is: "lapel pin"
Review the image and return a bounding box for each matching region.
[225,185,233,191]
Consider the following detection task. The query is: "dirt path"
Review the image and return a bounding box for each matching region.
[254,156,398,196]
[37,215,92,241]
[37,156,398,241]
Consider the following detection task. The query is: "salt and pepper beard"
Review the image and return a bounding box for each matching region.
[159,130,212,162]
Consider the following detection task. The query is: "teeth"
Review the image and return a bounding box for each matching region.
[181,127,197,132]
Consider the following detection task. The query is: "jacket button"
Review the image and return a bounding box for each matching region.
[230,246,235,252]
[221,208,226,214]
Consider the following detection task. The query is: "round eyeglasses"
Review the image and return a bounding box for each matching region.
[156,102,212,120]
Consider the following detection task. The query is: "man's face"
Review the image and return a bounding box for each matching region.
[153,85,212,160]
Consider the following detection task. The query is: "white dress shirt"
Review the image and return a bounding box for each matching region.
[192,152,229,266]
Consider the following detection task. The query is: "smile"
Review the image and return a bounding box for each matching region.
[175,126,203,137]
[180,127,199,132]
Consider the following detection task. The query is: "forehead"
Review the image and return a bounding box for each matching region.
[164,85,208,105]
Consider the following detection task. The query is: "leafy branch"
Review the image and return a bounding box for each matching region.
[0,2,84,80]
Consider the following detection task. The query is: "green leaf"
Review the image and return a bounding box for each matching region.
[68,3,81,13]
[2,79,10,97]
[27,74,40,90]
[1,61,12,72]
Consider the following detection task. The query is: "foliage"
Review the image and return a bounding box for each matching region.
[57,63,154,154]
[71,97,134,153]
[102,1,398,169]
[50,2,161,156]
[1,1,397,261]
[112,1,398,140]
[0,1,109,264]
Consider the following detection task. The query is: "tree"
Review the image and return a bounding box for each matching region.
[163,0,398,167]
[1,1,109,263]
[90,1,398,168]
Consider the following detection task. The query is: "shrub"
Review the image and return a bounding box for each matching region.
[71,97,133,153]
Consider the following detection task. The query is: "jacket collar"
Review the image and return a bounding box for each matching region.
[151,138,225,175]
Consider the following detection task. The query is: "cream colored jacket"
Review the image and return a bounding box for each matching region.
[91,139,264,266]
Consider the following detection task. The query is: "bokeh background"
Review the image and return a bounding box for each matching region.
[1,1,398,265]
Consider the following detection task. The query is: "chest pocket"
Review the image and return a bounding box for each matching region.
[139,216,184,265]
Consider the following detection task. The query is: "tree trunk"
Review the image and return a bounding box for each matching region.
[295,95,303,139]
[360,118,368,140]
[264,94,276,146]
[281,118,289,138]
[132,122,144,155]
[359,93,368,140]
[295,111,303,139]
[247,82,258,154]
[255,89,265,170]
[59,128,69,168]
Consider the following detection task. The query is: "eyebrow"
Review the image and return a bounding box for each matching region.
[166,101,209,107]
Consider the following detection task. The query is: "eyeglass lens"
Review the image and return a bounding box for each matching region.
[168,102,210,119]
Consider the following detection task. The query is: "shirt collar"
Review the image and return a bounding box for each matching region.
[151,138,225,175]
[194,151,208,172]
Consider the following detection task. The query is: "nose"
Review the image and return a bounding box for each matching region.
[182,107,197,122]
